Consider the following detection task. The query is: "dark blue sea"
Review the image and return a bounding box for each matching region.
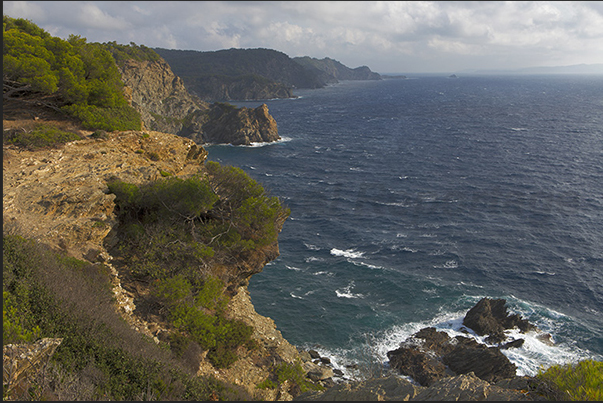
[206,74,603,378]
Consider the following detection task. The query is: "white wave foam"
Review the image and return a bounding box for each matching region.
[434,260,458,269]
[305,256,324,262]
[304,242,321,250]
[243,136,292,147]
[331,248,364,258]
[290,292,304,299]
[335,281,364,299]
[313,271,334,276]
[286,265,303,271]
[348,260,388,271]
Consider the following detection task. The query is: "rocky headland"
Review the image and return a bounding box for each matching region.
[117,56,280,145]
[154,47,382,102]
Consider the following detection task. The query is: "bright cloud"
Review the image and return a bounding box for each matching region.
[3,1,603,73]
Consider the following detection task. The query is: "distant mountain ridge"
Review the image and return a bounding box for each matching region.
[154,47,381,101]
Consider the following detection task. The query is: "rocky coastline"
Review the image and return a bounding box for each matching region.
[3,117,561,400]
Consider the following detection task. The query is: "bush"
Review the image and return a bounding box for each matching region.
[4,124,81,150]
[2,234,243,401]
[275,361,324,394]
[61,103,141,131]
[537,359,603,401]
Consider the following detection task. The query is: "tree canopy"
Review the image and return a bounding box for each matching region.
[3,15,141,131]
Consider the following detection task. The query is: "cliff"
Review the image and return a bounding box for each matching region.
[117,56,280,145]
[153,47,381,101]
[2,117,308,399]
[154,47,321,101]
[292,56,382,82]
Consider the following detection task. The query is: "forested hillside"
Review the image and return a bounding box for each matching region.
[154,47,381,102]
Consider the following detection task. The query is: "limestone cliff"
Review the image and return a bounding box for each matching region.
[3,127,298,400]
[117,57,280,145]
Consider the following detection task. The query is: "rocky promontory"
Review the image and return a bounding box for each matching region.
[117,56,280,145]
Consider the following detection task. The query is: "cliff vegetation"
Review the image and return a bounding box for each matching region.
[3,15,141,132]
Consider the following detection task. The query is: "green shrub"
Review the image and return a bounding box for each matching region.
[2,234,242,401]
[275,361,324,393]
[61,103,141,131]
[537,359,603,401]
[256,378,277,390]
[4,124,81,149]
[152,274,251,369]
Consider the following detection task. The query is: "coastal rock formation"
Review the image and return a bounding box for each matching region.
[154,47,324,102]
[2,125,302,399]
[117,57,280,145]
[411,372,531,401]
[294,373,536,401]
[200,102,279,145]
[463,297,537,343]
[117,58,209,135]
[386,298,537,387]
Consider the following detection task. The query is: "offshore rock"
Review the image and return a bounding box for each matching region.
[442,337,517,383]
[201,102,280,145]
[463,298,537,343]
[386,298,539,387]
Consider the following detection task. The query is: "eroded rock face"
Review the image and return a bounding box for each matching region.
[118,58,209,135]
[3,130,206,261]
[118,58,281,145]
[202,103,280,145]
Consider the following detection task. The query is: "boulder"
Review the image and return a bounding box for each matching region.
[387,345,450,386]
[463,298,536,340]
[442,337,517,383]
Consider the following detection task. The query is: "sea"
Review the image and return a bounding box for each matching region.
[205,74,603,379]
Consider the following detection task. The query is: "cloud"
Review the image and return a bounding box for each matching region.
[3,1,603,73]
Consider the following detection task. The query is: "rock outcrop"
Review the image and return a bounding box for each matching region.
[463,297,537,343]
[200,102,279,145]
[386,298,540,387]
[294,373,539,401]
[117,57,280,145]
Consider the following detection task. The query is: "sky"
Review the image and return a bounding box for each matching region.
[4,1,603,74]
